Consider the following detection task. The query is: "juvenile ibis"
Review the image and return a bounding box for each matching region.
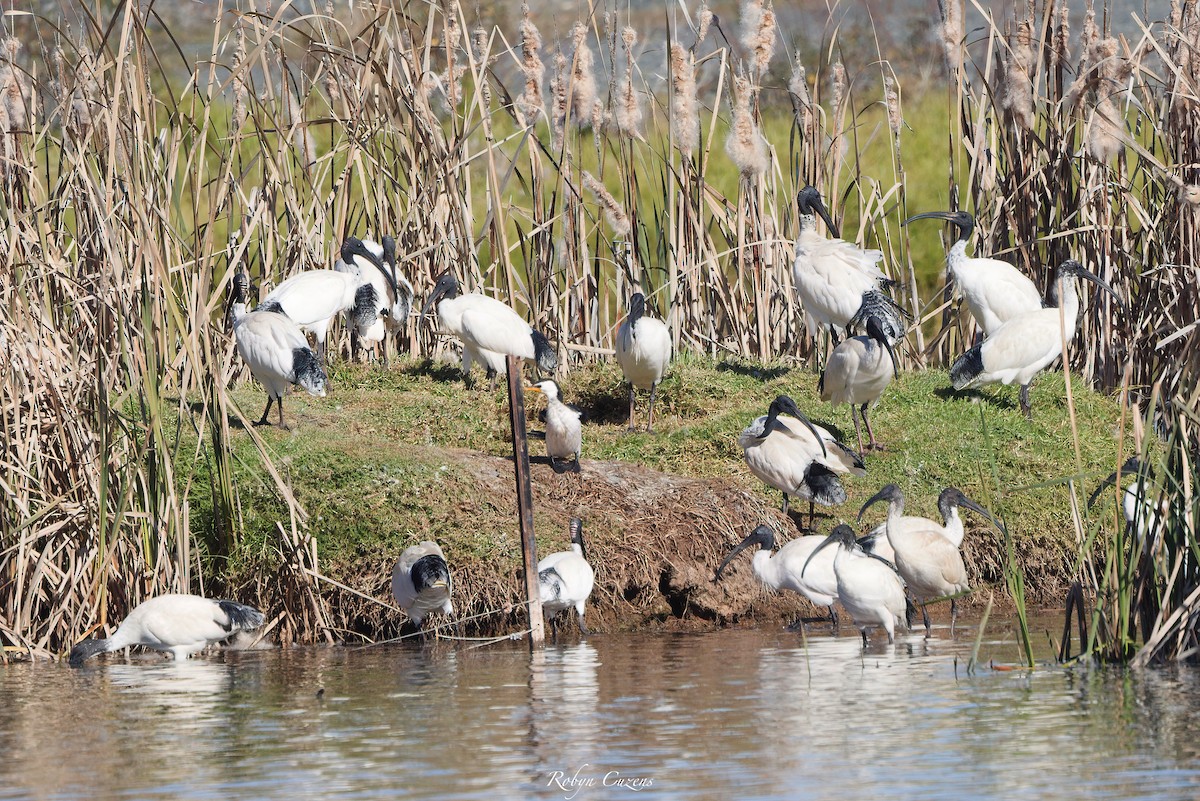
[539,518,596,636]
[792,185,904,342]
[819,315,900,452]
[230,273,327,429]
[525,379,583,472]
[803,524,907,644]
[715,524,839,629]
[949,259,1121,418]
[392,541,454,628]
[903,210,1042,337]
[422,270,558,388]
[739,395,866,525]
[68,594,266,666]
[615,293,672,433]
[334,235,415,366]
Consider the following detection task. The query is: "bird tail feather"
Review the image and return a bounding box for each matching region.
[218,600,266,632]
[531,330,558,373]
[950,345,984,390]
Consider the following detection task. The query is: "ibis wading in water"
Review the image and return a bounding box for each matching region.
[792,185,904,343]
[69,594,266,666]
[615,293,672,433]
[539,518,595,636]
[819,315,900,452]
[525,379,583,472]
[422,270,558,388]
[230,273,327,429]
[334,235,414,366]
[803,524,907,645]
[392,541,454,628]
[949,259,1121,418]
[739,395,865,525]
[903,210,1043,337]
[715,524,839,630]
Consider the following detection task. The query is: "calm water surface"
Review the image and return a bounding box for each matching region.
[3,624,1200,800]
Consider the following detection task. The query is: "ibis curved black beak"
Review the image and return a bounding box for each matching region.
[866,317,900,378]
[814,200,839,240]
[715,527,771,582]
[771,396,827,458]
[1087,456,1143,509]
[857,484,899,522]
[1077,268,1126,316]
[902,211,959,226]
[958,494,1002,530]
[801,531,840,578]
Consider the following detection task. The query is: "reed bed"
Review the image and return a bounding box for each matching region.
[0,0,1195,658]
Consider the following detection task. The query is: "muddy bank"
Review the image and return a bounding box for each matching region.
[298,447,1074,642]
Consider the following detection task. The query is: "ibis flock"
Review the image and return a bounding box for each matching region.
[69,186,1130,665]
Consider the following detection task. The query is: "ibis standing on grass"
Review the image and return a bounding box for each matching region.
[739,395,865,526]
[949,259,1121,418]
[903,210,1043,337]
[392,541,454,629]
[539,518,595,636]
[615,293,672,433]
[525,379,583,472]
[230,273,327,429]
[819,315,900,452]
[803,524,907,645]
[335,235,415,366]
[792,185,905,343]
[69,594,266,666]
[422,270,558,388]
[715,524,840,630]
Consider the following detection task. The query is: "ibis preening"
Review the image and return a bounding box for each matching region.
[858,486,995,564]
[539,518,595,636]
[334,236,415,366]
[739,395,866,525]
[392,541,454,628]
[715,524,839,630]
[949,259,1121,418]
[903,210,1042,337]
[859,484,995,635]
[792,186,905,342]
[803,524,907,645]
[68,594,265,666]
[819,315,900,452]
[615,293,672,433]
[526,380,583,472]
[231,273,327,429]
[422,270,558,388]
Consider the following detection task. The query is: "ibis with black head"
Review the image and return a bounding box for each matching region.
[803,524,907,645]
[715,524,839,630]
[615,293,672,433]
[539,518,596,636]
[819,315,900,452]
[392,541,454,629]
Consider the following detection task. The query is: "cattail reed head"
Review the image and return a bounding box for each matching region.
[286,89,316,168]
[1001,19,1035,130]
[570,22,598,127]
[830,62,846,121]
[441,5,464,109]
[884,76,901,137]
[670,42,700,154]
[939,0,964,76]
[725,73,768,177]
[550,50,568,149]
[1052,0,1071,68]
[322,60,342,106]
[472,25,492,107]
[788,55,812,134]
[615,27,642,137]
[739,0,776,76]
[696,2,713,46]
[582,170,631,236]
[517,3,544,125]
[233,27,249,129]
[1087,97,1123,162]
[0,38,30,135]
[1180,184,1200,206]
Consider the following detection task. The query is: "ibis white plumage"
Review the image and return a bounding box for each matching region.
[819,315,900,452]
[230,273,327,429]
[615,293,672,432]
[539,518,595,636]
[715,524,840,629]
[739,395,866,523]
[949,259,1121,418]
[526,379,583,472]
[792,185,904,342]
[422,270,558,387]
[391,541,454,628]
[903,210,1043,337]
[858,486,995,564]
[334,236,415,366]
[803,524,908,645]
[68,594,266,666]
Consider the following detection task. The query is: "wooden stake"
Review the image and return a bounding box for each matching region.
[506,354,545,648]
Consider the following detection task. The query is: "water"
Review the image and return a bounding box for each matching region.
[3,625,1200,800]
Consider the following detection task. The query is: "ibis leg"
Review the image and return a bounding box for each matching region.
[277,396,288,429]
[921,603,932,637]
[861,629,868,647]
[828,604,839,633]
[863,404,882,450]
[950,597,958,636]
[808,501,815,531]
[576,608,590,636]
[255,397,274,427]
[647,382,659,433]
[627,385,637,432]
[781,492,790,517]
[851,406,865,455]
[1019,383,1032,419]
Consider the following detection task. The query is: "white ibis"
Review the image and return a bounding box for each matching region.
[739,395,865,525]
[903,210,1043,337]
[422,270,558,388]
[1090,457,1169,554]
[68,594,265,666]
[391,541,454,628]
[792,185,904,342]
[858,486,995,564]
[819,315,900,452]
[715,524,840,630]
[334,235,415,366]
[539,518,595,636]
[615,293,672,433]
[803,524,907,644]
[230,273,327,429]
[949,259,1121,418]
[525,379,583,472]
